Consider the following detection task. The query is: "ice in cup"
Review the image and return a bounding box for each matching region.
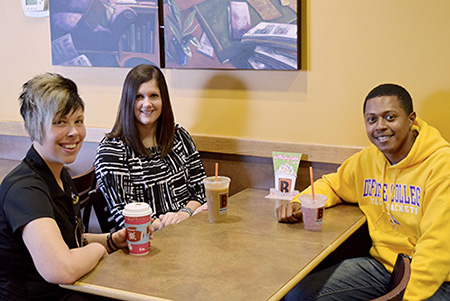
[122,203,152,255]
[203,176,231,223]
[299,194,327,231]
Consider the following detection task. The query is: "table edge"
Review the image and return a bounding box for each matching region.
[60,282,173,301]
[268,215,367,301]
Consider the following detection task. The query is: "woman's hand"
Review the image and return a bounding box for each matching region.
[111,228,128,249]
[113,222,154,249]
[151,218,161,231]
[193,203,207,215]
[157,211,190,229]
[152,202,201,231]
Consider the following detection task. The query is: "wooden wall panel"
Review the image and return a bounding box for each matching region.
[200,152,339,196]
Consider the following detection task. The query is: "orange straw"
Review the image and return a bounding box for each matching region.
[215,162,219,182]
[309,166,315,200]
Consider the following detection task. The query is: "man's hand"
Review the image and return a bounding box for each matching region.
[276,202,303,223]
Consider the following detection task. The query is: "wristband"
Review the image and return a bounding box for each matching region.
[82,235,88,247]
[107,232,119,252]
[178,207,194,216]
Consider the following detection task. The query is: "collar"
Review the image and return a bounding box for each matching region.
[24,146,67,200]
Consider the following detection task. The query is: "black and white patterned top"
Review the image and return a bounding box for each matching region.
[94,124,206,229]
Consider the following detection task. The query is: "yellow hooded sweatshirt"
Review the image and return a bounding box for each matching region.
[293,118,450,300]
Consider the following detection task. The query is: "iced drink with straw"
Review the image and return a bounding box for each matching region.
[299,194,327,231]
[203,163,231,222]
[300,167,327,231]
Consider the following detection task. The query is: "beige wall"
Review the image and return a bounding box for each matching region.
[1,1,450,149]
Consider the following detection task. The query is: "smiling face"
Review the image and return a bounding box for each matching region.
[134,79,162,135]
[34,108,86,173]
[364,95,416,164]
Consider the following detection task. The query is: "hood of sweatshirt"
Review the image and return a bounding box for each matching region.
[370,118,450,224]
[373,117,450,169]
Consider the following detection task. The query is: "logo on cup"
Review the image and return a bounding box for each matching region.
[317,207,324,220]
[278,178,292,193]
[220,193,228,209]
[127,227,145,242]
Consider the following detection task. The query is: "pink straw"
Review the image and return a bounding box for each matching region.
[309,166,315,200]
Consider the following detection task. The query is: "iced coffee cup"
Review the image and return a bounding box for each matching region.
[123,203,152,255]
[299,194,327,231]
[203,176,231,223]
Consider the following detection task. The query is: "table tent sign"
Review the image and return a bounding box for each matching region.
[266,151,301,200]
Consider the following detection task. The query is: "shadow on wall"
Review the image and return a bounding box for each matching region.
[192,74,249,183]
[420,92,450,142]
[191,74,249,137]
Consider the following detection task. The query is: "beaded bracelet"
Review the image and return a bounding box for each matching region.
[178,207,194,216]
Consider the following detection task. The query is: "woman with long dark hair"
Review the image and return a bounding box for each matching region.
[95,64,206,231]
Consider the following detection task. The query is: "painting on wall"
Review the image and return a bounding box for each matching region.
[49,0,160,68]
[49,0,299,70]
[163,0,299,70]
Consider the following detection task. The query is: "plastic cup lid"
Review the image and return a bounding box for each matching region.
[203,176,231,183]
[122,202,153,217]
[299,194,327,208]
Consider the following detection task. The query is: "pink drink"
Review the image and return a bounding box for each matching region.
[299,194,327,231]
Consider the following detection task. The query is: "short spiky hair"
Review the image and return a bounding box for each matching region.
[363,83,413,115]
[19,73,84,143]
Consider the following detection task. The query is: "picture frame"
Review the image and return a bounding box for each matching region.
[49,0,160,68]
[49,0,299,70]
[163,0,299,70]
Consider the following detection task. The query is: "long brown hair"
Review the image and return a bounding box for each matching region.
[108,64,175,157]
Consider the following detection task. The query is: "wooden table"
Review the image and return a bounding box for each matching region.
[62,188,366,301]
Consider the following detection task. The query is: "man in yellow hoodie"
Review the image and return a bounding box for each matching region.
[277,83,450,300]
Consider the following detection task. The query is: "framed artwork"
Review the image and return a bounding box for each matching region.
[49,0,299,70]
[49,0,160,67]
[163,0,298,70]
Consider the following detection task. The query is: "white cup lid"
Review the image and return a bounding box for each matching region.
[123,202,153,217]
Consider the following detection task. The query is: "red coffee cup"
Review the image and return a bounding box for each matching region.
[123,203,152,255]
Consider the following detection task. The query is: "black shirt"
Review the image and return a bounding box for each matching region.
[0,146,81,300]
